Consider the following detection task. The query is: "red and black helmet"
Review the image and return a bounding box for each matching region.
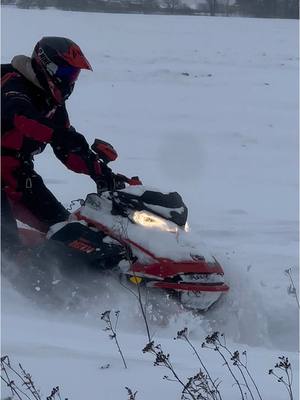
[31,36,92,104]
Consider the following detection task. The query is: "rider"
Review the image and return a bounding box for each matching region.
[1,36,124,265]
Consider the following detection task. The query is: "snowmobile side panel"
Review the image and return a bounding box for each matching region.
[18,227,46,246]
[131,260,224,278]
[149,281,229,292]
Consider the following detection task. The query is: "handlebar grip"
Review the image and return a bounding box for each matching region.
[91,139,118,164]
[128,176,142,185]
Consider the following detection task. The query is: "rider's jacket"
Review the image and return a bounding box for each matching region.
[1,58,100,199]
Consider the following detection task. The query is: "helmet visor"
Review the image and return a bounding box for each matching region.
[54,65,80,85]
[52,65,80,101]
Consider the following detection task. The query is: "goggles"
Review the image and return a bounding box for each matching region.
[54,65,80,84]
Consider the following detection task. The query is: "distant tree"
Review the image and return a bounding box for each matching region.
[35,0,47,9]
[1,0,16,4]
[163,0,182,12]
[12,0,299,17]
[259,0,278,17]
[237,0,260,16]
[280,0,299,18]
[206,0,217,15]
[59,0,88,10]
[178,2,194,14]
[88,0,109,11]
[16,0,32,8]
[141,0,159,12]
[195,1,206,13]
[235,0,249,15]
[224,0,230,15]
[236,0,285,17]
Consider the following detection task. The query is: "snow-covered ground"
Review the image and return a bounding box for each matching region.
[1,7,299,400]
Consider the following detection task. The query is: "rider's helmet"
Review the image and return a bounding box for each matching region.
[31,36,92,104]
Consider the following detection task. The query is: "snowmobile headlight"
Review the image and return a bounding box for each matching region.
[132,210,178,233]
[184,222,190,232]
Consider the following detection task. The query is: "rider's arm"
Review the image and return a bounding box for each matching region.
[51,127,101,176]
[3,90,100,176]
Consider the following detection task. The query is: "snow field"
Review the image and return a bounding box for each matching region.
[1,6,299,399]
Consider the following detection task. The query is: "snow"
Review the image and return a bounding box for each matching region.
[1,6,299,400]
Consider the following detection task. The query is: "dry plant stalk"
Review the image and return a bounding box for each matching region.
[143,341,198,400]
[269,356,294,400]
[1,355,65,400]
[285,268,300,309]
[116,220,152,342]
[175,328,222,400]
[100,310,128,369]
[203,332,261,400]
[125,386,138,399]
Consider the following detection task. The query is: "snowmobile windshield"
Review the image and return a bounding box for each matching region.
[112,188,188,227]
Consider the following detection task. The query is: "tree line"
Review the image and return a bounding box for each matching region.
[2,0,299,19]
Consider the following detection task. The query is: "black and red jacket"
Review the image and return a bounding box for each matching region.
[1,63,100,200]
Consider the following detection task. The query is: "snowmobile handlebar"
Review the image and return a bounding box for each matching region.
[96,172,142,194]
[91,139,142,193]
[115,174,142,186]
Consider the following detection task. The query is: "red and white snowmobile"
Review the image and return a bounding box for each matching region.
[15,139,229,311]
[19,180,229,311]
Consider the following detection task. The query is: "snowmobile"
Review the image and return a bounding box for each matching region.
[17,140,229,312]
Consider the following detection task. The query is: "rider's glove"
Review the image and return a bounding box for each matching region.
[92,161,116,191]
[113,174,127,190]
